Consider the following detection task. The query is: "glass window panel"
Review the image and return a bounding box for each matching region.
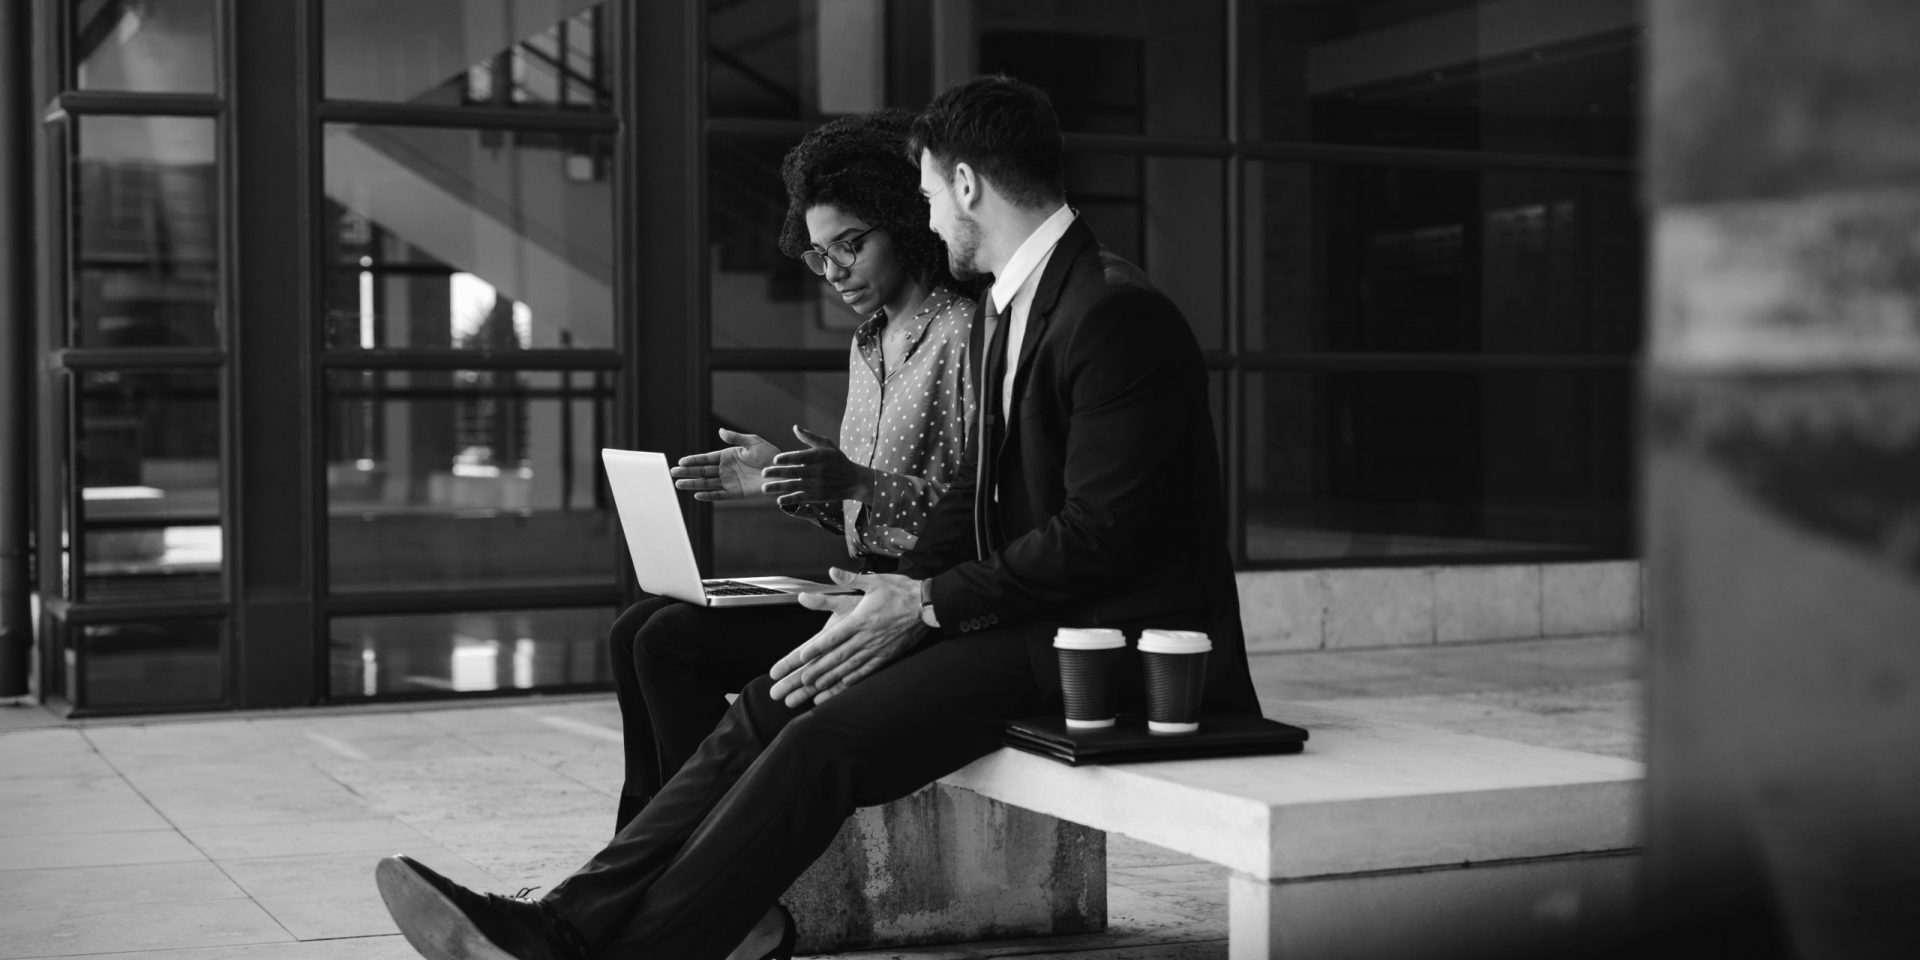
[70,619,225,710]
[75,369,223,602]
[706,0,1225,130]
[971,0,1224,137]
[1070,155,1225,350]
[72,116,220,348]
[322,126,615,350]
[329,607,615,699]
[73,0,217,93]
[1242,0,1640,158]
[710,370,857,577]
[1242,368,1633,564]
[1243,161,1642,356]
[707,0,888,119]
[325,368,617,592]
[323,1,612,111]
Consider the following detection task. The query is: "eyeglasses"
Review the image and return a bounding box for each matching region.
[800,225,880,276]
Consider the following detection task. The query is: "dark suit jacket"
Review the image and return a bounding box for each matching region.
[901,219,1261,716]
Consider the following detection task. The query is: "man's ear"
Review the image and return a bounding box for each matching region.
[951,161,982,210]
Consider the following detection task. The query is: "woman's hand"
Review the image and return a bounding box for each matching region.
[670,429,779,501]
[762,426,873,505]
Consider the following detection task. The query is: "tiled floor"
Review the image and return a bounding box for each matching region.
[0,634,1640,960]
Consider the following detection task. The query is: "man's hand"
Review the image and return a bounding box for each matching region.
[762,426,874,506]
[670,429,778,502]
[769,568,929,707]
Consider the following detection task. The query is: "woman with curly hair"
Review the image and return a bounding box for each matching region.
[603,107,977,894]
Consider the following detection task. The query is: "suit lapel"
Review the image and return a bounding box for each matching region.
[997,219,1097,460]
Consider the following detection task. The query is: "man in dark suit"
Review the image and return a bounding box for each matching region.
[373,75,1260,960]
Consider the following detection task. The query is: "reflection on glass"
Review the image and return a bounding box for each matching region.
[326,369,616,591]
[973,0,1224,137]
[322,127,615,350]
[1243,369,1632,563]
[72,620,224,710]
[73,0,217,93]
[1069,155,1224,350]
[328,607,614,698]
[76,369,222,602]
[708,0,887,118]
[1244,162,1642,355]
[710,370,855,577]
[1243,0,1640,157]
[706,0,1225,132]
[73,116,220,348]
[324,0,611,110]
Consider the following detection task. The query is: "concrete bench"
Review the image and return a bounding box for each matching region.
[939,703,1644,960]
[783,783,1105,953]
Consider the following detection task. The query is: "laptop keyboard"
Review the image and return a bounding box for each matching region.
[703,580,783,597]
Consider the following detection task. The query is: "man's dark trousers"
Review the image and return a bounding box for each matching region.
[546,623,1047,958]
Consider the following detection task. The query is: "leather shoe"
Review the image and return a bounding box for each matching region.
[374,854,590,960]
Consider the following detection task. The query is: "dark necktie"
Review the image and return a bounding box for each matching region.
[973,300,1008,561]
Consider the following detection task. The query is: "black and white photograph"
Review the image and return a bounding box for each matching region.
[1,2,1914,959]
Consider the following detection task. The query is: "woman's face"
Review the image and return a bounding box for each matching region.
[805,204,911,318]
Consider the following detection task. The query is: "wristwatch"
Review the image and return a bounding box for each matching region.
[918,578,940,628]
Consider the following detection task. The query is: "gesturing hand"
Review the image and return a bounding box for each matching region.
[769,568,928,707]
[670,428,779,502]
[762,426,874,506]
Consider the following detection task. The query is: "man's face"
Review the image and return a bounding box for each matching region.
[918,149,984,280]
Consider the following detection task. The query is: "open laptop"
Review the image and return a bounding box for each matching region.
[601,448,856,607]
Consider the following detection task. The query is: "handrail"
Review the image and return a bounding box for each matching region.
[515,40,610,104]
[72,0,130,72]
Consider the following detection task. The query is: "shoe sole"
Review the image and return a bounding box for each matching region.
[374,856,518,960]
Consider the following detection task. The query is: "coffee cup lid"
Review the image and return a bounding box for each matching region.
[1138,629,1211,654]
[1053,627,1125,650]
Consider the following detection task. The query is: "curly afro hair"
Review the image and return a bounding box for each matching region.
[778,109,953,289]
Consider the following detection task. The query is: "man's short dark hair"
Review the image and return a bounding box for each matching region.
[907,75,1065,210]
[777,108,952,286]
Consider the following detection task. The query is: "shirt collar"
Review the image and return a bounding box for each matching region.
[988,204,1076,315]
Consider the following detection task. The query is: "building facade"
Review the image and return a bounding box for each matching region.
[0,0,1643,715]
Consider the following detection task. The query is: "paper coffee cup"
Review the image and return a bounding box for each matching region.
[1138,629,1211,735]
[1054,628,1125,729]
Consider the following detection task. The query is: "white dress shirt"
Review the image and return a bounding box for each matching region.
[987,204,1077,418]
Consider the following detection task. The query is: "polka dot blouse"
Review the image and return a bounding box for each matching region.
[785,284,977,558]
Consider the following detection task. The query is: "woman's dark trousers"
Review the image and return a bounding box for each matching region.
[607,595,826,830]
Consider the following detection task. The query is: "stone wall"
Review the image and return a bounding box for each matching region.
[1237,560,1641,652]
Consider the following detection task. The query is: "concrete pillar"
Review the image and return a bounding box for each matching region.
[1644,2,1920,957]
[785,784,1104,953]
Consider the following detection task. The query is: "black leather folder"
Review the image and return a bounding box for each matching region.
[1003,713,1309,766]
